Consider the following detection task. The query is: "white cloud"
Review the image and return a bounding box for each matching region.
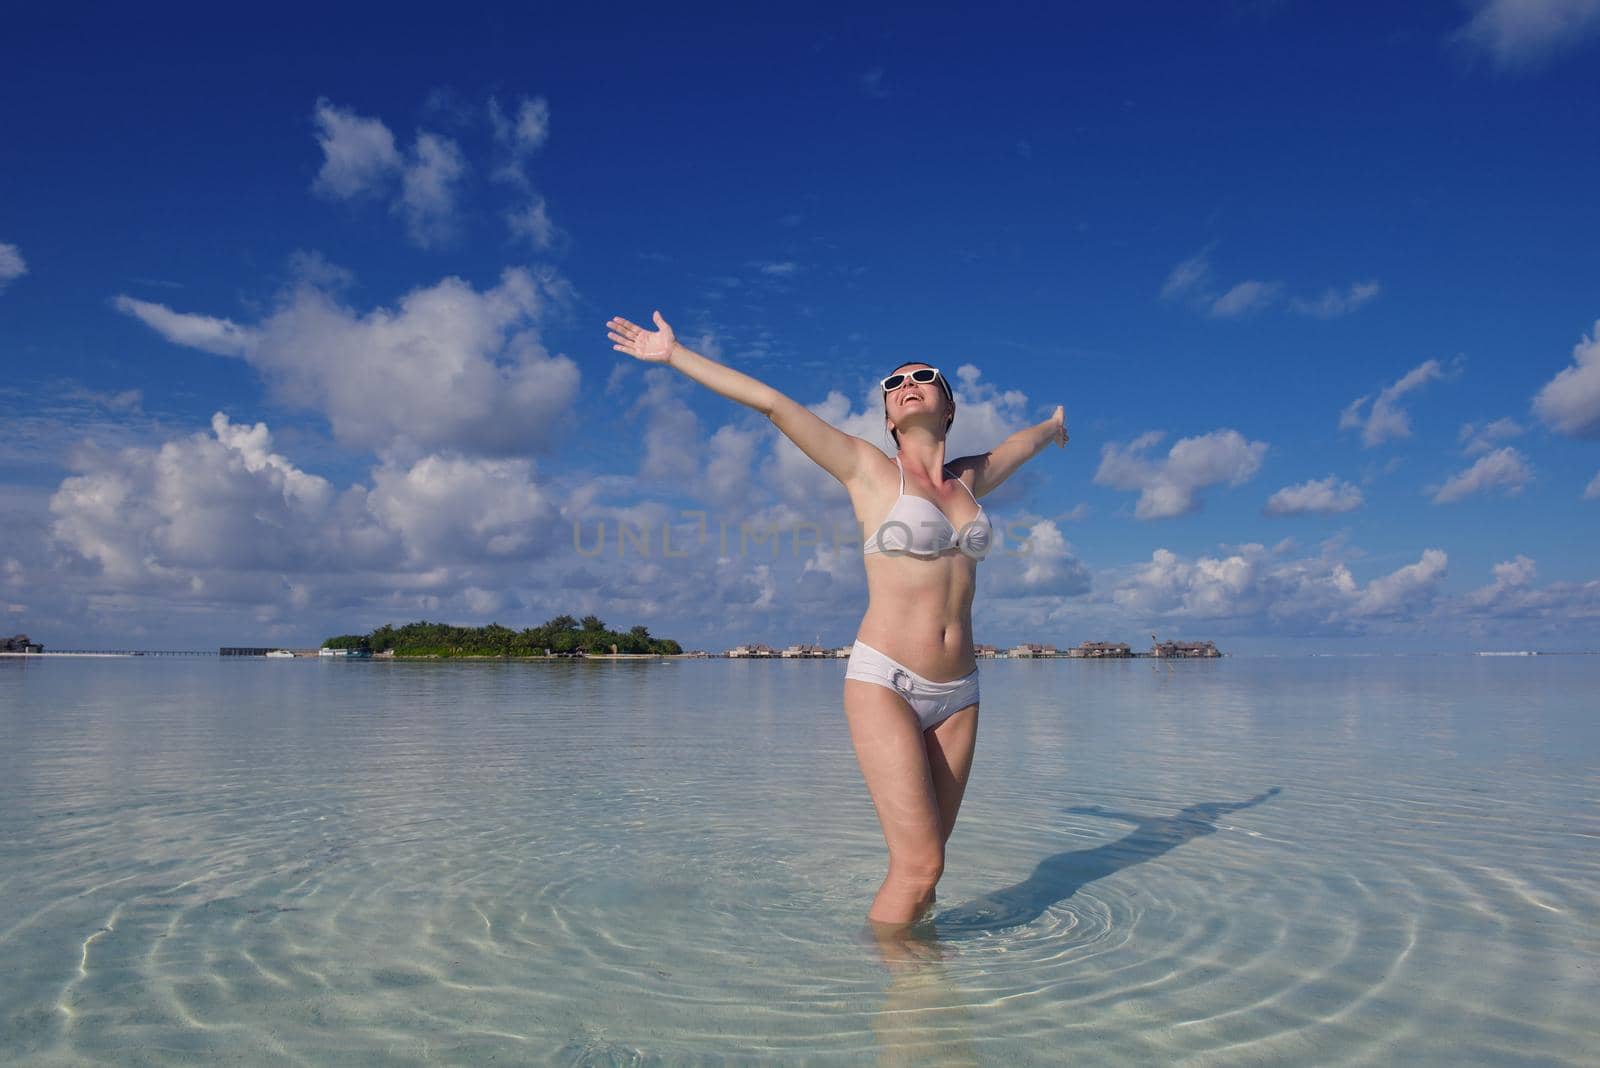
[860,68,888,98]
[1209,280,1280,318]
[633,369,704,484]
[49,413,348,586]
[687,331,724,361]
[1291,281,1381,318]
[1453,0,1600,70]
[944,366,1032,452]
[311,99,402,199]
[757,261,800,277]
[368,453,554,563]
[285,249,356,291]
[208,411,337,508]
[112,295,255,356]
[1464,554,1538,612]
[1160,250,1212,301]
[1263,475,1364,516]
[705,425,761,503]
[0,241,27,291]
[397,132,468,248]
[1055,503,1091,522]
[1462,554,1600,622]
[485,96,556,243]
[1160,250,1376,321]
[801,543,860,583]
[1105,540,1447,629]
[489,96,550,158]
[1114,545,1269,620]
[116,268,581,457]
[990,519,1091,596]
[463,586,518,617]
[1458,416,1526,455]
[1585,470,1600,500]
[507,197,555,249]
[310,100,469,248]
[1351,549,1449,618]
[24,387,1599,649]
[1094,428,1268,519]
[1430,446,1532,503]
[1339,358,1445,447]
[40,406,569,639]
[1531,319,1600,438]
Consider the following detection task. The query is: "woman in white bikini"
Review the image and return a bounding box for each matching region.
[607,310,1068,929]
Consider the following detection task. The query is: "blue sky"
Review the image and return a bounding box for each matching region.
[3,1,1599,653]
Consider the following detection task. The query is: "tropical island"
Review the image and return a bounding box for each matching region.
[323,616,683,658]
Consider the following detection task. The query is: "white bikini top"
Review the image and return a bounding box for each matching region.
[863,457,992,560]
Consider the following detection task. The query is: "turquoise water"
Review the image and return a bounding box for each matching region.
[1,655,1595,1065]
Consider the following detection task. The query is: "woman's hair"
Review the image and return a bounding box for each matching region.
[884,361,954,447]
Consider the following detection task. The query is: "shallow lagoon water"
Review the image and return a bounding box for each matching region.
[1,654,1596,1065]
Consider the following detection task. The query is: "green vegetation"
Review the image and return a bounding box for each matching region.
[322,633,371,651]
[323,616,682,657]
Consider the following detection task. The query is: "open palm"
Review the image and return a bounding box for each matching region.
[607,311,676,363]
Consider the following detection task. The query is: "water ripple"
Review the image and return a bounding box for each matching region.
[2,656,1596,1064]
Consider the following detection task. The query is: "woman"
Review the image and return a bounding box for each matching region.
[606,311,1068,929]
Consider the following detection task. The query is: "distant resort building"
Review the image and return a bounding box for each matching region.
[2,633,43,653]
[1070,641,1133,658]
[729,642,849,658]
[318,647,372,658]
[725,643,853,658]
[718,636,1221,660]
[1150,638,1221,658]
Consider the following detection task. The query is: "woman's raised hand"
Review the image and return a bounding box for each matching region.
[607,310,677,363]
[1050,405,1069,447]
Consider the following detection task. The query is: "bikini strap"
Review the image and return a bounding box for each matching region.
[946,464,981,506]
[895,455,905,494]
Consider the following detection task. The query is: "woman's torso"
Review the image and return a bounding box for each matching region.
[848,453,986,683]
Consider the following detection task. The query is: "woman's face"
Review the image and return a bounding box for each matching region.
[884,362,952,440]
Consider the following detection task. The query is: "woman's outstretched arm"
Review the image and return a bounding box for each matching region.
[956,406,1068,498]
[607,311,878,486]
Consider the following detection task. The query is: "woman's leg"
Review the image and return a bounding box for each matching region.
[926,703,979,847]
[844,679,947,926]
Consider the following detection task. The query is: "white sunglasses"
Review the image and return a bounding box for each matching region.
[881,367,942,392]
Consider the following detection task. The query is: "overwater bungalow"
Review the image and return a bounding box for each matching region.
[1070,641,1133,658]
[1150,639,1221,658]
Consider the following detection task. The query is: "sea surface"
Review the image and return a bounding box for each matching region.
[0,654,1595,1066]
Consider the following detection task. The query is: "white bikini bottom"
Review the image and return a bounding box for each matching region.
[844,640,980,731]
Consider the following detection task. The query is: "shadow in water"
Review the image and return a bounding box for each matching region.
[935,787,1282,936]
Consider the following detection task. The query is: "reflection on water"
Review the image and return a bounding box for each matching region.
[863,925,979,1068]
[1,655,1597,1064]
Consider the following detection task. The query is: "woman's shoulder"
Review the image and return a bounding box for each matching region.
[944,454,983,485]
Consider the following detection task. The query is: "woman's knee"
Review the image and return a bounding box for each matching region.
[888,848,945,890]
